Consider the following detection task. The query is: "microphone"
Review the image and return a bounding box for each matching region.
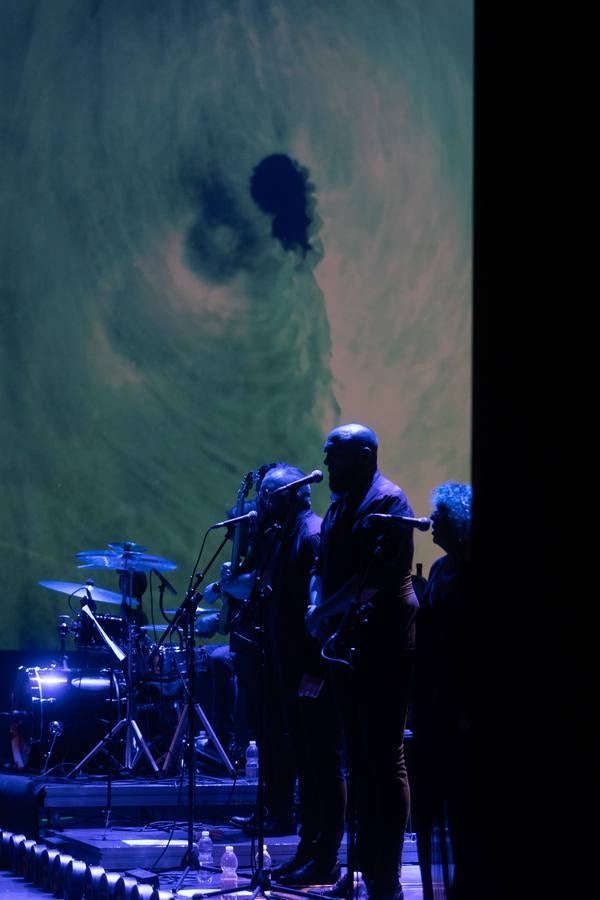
[82,587,97,613]
[364,513,432,532]
[209,510,258,529]
[151,568,177,595]
[269,470,324,495]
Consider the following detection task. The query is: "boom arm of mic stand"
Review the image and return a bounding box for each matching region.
[153,530,230,651]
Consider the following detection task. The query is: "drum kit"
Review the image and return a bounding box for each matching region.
[10,541,223,777]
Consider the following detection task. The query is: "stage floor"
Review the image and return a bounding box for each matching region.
[1,770,424,897]
[0,859,425,899]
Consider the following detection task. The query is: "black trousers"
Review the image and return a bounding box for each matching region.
[292,680,346,862]
[258,663,346,855]
[332,648,414,893]
[412,726,477,900]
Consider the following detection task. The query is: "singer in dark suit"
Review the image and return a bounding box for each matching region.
[306,424,418,900]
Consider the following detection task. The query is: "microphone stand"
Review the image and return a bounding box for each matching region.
[245,552,274,900]
[179,524,282,900]
[175,504,321,900]
[239,507,322,900]
[237,496,302,900]
[157,530,235,893]
[158,537,236,778]
[320,533,386,900]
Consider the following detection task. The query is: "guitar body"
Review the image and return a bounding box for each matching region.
[306,576,375,664]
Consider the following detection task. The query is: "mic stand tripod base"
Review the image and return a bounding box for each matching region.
[249,868,272,898]
[161,703,235,777]
[191,874,319,900]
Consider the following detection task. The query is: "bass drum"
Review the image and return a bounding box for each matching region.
[10,665,126,772]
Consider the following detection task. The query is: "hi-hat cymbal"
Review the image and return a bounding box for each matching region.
[38,580,124,606]
[76,542,177,573]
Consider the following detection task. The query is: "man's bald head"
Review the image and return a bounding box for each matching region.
[323,423,379,494]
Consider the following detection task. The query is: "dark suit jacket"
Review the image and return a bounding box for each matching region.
[317,470,418,652]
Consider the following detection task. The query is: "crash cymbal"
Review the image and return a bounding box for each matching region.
[38,580,124,606]
[76,542,177,572]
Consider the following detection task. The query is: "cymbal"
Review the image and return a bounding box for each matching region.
[108,541,148,554]
[76,542,177,572]
[38,580,123,606]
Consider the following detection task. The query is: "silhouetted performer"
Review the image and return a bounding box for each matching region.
[227,464,345,881]
[119,571,149,627]
[412,481,475,900]
[307,424,418,900]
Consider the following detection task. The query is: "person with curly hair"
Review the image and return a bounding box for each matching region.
[412,481,475,900]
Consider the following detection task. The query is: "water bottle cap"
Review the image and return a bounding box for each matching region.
[202,830,210,837]
[225,845,233,852]
[249,740,257,746]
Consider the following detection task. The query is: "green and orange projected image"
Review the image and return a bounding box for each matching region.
[1,0,472,651]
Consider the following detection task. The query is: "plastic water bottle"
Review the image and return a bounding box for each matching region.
[220,845,239,889]
[245,740,259,783]
[195,730,209,753]
[197,830,214,884]
[255,844,272,872]
[353,871,368,900]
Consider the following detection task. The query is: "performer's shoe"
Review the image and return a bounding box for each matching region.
[275,859,341,887]
[229,813,256,829]
[319,874,405,900]
[228,812,296,836]
[271,845,315,879]
[316,873,352,897]
[316,873,404,900]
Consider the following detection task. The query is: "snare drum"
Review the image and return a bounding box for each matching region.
[10,665,125,771]
[143,644,188,680]
[149,645,209,679]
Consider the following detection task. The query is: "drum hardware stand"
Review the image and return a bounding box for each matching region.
[150,566,178,620]
[40,721,64,775]
[158,529,237,893]
[68,575,160,777]
[159,570,236,777]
